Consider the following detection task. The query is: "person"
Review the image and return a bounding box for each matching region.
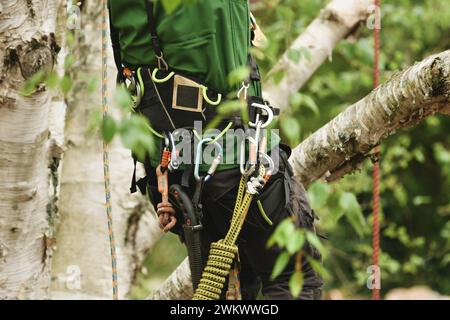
[108,0,323,300]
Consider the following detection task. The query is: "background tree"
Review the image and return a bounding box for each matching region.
[0,0,64,299]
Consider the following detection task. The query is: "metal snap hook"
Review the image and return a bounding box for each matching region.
[249,102,274,128]
[194,138,223,182]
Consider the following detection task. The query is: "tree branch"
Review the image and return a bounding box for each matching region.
[149,50,450,301]
[263,0,373,110]
[289,50,450,186]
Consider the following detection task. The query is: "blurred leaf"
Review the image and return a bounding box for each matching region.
[271,252,290,280]
[286,230,305,255]
[287,48,301,64]
[101,115,117,143]
[20,71,45,96]
[307,181,331,210]
[161,0,181,14]
[306,231,327,257]
[289,270,303,298]
[228,66,250,87]
[45,71,59,89]
[280,117,300,146]
[114,86,133,111]
[60,75,73,96]
[267,218,296,248]
[306,255,330,280]
[339,192,366,238]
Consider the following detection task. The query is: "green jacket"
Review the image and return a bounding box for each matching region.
[108,0,260,95]
[109,0,278,170]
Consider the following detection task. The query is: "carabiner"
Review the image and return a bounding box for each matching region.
[156,52,169,71]
[246,152,275,195]
[167,132,179,171]
[237,81,250,101]
[194,138,223,182]
[249,102,274,128]
[258,152,275,177]
[124,71,142,108]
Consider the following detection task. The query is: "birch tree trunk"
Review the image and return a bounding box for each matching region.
[263,0,373,111]
[49,0,162,300]
[149,50,450,300]
[0,0,62,299]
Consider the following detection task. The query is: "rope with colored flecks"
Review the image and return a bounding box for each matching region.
[102,0,119,300]
[372,0,381,301]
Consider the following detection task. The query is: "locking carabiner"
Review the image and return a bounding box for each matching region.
[194,138,223,182]
[246,151,275,195]
[167,132,179,171]
[240,117,264,177]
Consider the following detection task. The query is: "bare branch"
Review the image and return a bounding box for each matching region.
[263,0,373,110]
[289,50,450,186]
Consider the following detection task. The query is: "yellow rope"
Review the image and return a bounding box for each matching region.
[193,168,265,300]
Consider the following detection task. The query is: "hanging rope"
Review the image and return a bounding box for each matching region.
[193,168,270,300]
[102,0,119,300]
[372,0,381,301]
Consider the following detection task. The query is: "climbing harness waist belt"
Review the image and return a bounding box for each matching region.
[125,66,226,132]
[125,66,280,134]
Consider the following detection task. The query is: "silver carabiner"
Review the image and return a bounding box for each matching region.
[246,152,275,195]
[124,73,142,108]
[249,102,274,128]
[167,132,179,171]
[156,52,169,71]
[194,138,223,182]
[258,151,275,176]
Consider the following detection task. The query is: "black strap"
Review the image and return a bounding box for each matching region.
[108,1,125,83]
[145,0,164,60]
[108,0,164,80]
[248,54,261,82]
[130,158,138,193]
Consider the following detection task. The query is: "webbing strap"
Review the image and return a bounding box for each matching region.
[145,0,164,60]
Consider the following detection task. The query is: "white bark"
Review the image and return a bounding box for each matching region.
[263,0,373,110]
[148,257,193,300]
[290,50,450,186]
[150,50,450,300]
[0,0,62,299]
[49,1,162,300]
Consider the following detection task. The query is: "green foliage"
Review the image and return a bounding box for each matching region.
[99,86,157,161]
[134,0,450,298]
[267,218,326,297]
[254,0,450,297]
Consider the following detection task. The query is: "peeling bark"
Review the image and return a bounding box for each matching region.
[148,258,193,300]
[263,0,373,110]
[289,50,450,186]
[0,0,62,299]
